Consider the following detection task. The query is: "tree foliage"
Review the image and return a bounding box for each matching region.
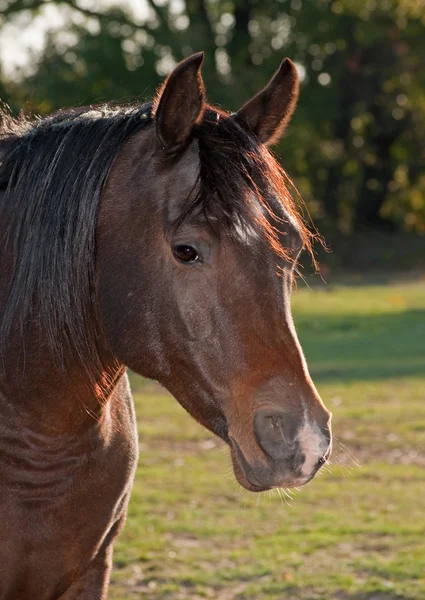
[1,0,425,237]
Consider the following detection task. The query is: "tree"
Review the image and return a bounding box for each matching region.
[1,0,424,236]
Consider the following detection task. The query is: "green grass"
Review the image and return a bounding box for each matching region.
[110,280,425,600]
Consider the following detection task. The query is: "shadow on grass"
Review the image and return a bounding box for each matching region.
[296,309,425,383]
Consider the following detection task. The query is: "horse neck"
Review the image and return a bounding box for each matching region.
[0,188,126,431]
[0,312,124,435]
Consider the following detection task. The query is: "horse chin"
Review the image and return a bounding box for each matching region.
[229,444,271,493]
[229,438,314,492]
[232,461,271,493]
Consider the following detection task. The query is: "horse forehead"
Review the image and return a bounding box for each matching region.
[232,216,261,245]
[239,191,303,248]
[266,191,303,249]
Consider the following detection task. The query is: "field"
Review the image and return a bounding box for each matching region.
[110,279,425,600]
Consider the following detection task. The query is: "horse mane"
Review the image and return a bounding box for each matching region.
[0,102,153,370]
[0,102,315,376]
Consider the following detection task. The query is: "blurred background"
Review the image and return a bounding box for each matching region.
[1,0,425,272]
[2,2,425,599]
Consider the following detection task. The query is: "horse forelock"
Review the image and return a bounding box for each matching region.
[186,106,317,264]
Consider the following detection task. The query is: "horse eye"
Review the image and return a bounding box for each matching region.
[173,244,199,264]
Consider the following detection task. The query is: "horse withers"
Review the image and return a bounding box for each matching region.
[0,53,331,598]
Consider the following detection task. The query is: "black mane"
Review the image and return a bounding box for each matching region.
[0,103,153,367]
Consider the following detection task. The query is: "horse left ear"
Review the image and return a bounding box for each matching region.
[153,52,206,153]
[233,58,299,146]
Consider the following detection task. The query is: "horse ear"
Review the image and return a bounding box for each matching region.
[152,52,206,153]
[233,58,299,146]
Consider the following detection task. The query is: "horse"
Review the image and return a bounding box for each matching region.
[0,52,332,599]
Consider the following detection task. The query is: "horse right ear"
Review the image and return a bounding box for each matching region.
[233,58,299,146]
[152,53,206,154]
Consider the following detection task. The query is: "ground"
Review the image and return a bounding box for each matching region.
[109,278,425,600]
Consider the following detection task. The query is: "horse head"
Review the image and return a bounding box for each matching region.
[97,53,332,492]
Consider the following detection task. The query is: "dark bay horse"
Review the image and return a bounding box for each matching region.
[0,53,331,598]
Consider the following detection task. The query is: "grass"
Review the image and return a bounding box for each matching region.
[109,279,425,600]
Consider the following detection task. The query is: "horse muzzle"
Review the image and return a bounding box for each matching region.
[229,407,332,492]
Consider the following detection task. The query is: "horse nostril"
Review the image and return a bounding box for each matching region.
[316,441,332,469]
[317,455,326,467]
[253,409,298,461]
